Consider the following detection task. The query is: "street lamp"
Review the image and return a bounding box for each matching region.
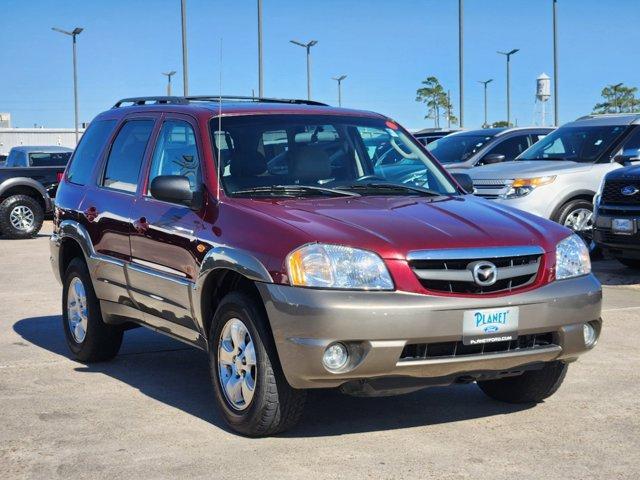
[181,0,189,96]
[162,71,177,96]
[497,48,519,126]
[52,27,83,145]
[552,0,559,126]
[257,0,264,97]
[332,75,347,106]
[290,39,318,100]
[458,0,464,128]
[478,79,493,128]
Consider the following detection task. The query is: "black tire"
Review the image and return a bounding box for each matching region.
[62,258,123,362]
[0,194,44,239]
[617,257,640,270]
[477,361,568,404]
[209,291,306,436]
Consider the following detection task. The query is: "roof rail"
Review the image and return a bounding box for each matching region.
[112,95,328,108]
[575,113,640,121]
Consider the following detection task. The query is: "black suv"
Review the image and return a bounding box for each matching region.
[594,163,640,268]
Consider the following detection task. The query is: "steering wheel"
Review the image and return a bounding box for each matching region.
[356,175,386,183]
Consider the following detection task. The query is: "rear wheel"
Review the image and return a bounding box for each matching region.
[209,291,306,436]
[617,257,640,270]
[62,258,123,362]
[477,361,567,403]
[0,194,44,239]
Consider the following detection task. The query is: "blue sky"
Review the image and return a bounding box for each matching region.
[1,0,639,130]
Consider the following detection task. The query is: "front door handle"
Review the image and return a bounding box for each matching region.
[84,206,98,222]
[134,217,149,234]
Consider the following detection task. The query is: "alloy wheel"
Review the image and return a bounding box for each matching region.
[563,207,593,240]
[9,205,35,231]
[218,318,257,411]
[67,277,88,343]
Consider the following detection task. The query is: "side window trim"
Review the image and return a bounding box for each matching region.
[98,116,159,195]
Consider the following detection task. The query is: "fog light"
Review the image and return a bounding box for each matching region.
[323,342,349,371]
[583,323,597,347]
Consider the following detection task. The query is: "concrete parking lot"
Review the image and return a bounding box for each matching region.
[1,222,639,479]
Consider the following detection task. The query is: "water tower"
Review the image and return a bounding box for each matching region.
[535,73,551,126]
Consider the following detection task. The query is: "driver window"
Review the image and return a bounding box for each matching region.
[487,135,530,160]
[616,127,640,158]
[148,120,201,195]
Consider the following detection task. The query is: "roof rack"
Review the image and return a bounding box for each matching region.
[112,95,328,108]
[576,113,640,120]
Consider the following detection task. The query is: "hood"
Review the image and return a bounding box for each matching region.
[467,160,592,179]
[607,164,640,180]
[234,195,570,260]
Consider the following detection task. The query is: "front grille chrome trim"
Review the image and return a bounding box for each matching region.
[413,260,540,282]
[407,245,544,261]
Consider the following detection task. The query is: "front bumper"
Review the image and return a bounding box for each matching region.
[257,274,602,389]
[594,212,640,258]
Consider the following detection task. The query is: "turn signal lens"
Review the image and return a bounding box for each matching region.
[511,176,556,188]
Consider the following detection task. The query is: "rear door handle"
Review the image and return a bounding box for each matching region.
[84,206,98,222]
[134,217,149,234]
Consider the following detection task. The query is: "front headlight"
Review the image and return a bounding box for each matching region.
[555,234,591,280]
[287,243,394,290]
[500,176,556,199]
[594,176,606,207]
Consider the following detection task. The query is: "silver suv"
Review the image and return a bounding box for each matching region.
[467,114,640,247]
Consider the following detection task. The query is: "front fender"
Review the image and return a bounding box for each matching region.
[0,177,52,211]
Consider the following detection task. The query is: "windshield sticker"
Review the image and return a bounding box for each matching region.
[594,139,603,145]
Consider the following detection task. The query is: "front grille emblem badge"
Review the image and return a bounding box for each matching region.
[471,261,498,286]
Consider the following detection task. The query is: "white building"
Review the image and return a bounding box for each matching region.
[0,128,84,156]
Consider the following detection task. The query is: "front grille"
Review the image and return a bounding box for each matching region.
[472,179,511,199]
[596,229,640,246]
[407,246,543,295]
[399,332,556,362]
[602,178,640,204]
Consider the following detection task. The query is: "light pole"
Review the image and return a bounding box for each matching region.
[52,27,83,145]
[332,75,347,106]
[290,40,318,100]
[257,0,264,97]
[181,0,189,96]
[552,0,559,126]
[478,79,493,128]
[497,48,519,126]
[458,0,464,128]
[162,71,177,96]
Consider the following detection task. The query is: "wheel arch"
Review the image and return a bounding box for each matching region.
[550,189,596,222]
[0,178,49,212]
[55,220,95,280]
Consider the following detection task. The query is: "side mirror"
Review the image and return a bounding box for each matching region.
[481,153,506,165]
[452,173,474,194]
[150,175,199,209]
[614,154,640,165]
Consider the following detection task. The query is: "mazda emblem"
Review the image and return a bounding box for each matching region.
[471,261,498,286]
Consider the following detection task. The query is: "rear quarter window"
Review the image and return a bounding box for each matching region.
[67,119,117,185]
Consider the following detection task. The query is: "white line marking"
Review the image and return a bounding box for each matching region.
[603,306,640,312]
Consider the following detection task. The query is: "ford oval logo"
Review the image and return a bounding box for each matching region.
[472,261,498,286]
[484,325,499,333]
[621,185,639,196]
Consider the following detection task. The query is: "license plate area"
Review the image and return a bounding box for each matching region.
[463,306,519,345]
[612,218,635,235]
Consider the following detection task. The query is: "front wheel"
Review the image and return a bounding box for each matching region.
[477,361,567,403]
[209,292,306,436]
[554,199,597,253]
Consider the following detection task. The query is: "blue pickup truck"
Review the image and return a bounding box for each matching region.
[0,146,73,238]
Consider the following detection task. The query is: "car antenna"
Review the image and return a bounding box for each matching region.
[216,38,223,201]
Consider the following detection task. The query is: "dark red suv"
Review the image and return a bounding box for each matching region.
[51,96,602,436]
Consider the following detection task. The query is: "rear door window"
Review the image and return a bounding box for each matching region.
[487,134,530,160]
[67,119,117,185]
[102,120,154,193]
[29,152,72,167]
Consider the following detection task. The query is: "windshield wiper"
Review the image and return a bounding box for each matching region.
[231,185,360,197]
[335,182,443,197]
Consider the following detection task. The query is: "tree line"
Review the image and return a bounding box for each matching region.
[416,76,640,128]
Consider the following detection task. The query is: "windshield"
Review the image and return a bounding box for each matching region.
[518,125,627,162]
[211,115,458,197]
[427,134,494,164]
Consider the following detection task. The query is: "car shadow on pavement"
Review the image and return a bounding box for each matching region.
[592,259,640,287]
[14,315,534,437]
